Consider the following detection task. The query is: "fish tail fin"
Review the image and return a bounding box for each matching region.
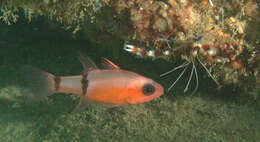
[21,66,56,101]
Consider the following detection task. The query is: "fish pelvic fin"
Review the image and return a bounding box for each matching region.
[22,66,57,101]
[72,73,89,113]
[72,95,90,113]
[77,52,98,73]
[72,97,120,113]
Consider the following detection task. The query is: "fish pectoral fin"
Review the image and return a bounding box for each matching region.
[101,58,120,70]
[77,52,98,73]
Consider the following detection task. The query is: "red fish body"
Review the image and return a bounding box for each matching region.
[29,53,164,111]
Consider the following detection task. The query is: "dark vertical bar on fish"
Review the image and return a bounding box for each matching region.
[81,74,88,95]
[54,76,61,92]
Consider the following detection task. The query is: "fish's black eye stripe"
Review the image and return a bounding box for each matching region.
[54,76,61,92]
[81,74,89,95]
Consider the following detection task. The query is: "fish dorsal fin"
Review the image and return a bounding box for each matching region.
[77,52,98,73]
[101,58,120,70]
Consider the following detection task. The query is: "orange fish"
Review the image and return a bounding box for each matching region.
[27,53,164,111]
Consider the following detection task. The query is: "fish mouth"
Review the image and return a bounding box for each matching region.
[153,81,165,97]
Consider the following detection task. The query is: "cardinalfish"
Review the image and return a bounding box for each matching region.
[25,53,164,112]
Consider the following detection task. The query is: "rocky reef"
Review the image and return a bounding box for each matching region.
[1,0,260,98]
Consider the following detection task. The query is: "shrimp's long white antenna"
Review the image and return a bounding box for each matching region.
[168,62,190,91]
[209,0,214,7]
[158,37,172,49]
[184,62,195,93]
[191,62,199,95]
[197,57,219,85]
[221,7,225,29]
[160,61,190,77]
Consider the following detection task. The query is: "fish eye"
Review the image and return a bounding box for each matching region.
[142,83,155,96]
